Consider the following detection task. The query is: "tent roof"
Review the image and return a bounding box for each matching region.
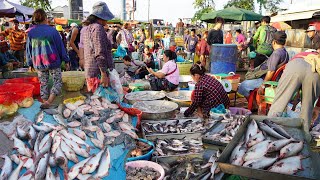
[0,0,34,17]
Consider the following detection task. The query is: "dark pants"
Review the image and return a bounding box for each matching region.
[254,53,268,68]
[149,75,178,91]
[68,50,79,70]
[12,49,24,64]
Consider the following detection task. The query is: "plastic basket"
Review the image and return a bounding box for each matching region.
[125,160,165,180]
[127,138,154,162]
[229,107,252,116]
[4,77,40,96]
[0,83,34,105]
[62,71,86,92]
[177,62,193,75]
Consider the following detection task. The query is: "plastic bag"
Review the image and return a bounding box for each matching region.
[285,102,301,118]
[120,72,133,86]
[109,69,124,101]
[114,45,127,58]
[94,86,120,103]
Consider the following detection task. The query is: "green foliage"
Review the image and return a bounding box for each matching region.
[192,0,215,22]
[20,0,52,11]
[224,0,254,11]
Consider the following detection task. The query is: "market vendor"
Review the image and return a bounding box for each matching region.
[268,49,320,140]
[123,55,148,79]
[184,62,230,119]
[147,50,179,91]
[238,31,289,99]
[81,1,115,93]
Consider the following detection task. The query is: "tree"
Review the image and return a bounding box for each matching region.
[20,0,52,11]
[192,0,215,22]
[224,0,254,11]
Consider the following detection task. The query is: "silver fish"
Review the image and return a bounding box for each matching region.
[13,135,32,157]
[244,140,272,162]
[269,156,303,175]
[245,120,258,143]
[96,129,104,142]
[28,126,37,148]
[35,153,49,180]
[34,131,45,157]
[91,138,104,149]
[123,130,138,139]
[81,150,104,174]
[60,140,79,163]
[55,145,68,170]
[8,158,26,180]
[65,103,77,111]
[60,129,89,147]
[32,124,53,133]
[51,134,62,154]
[258,122,286,139]
[243,156,278,169]
[68,156,91,179]
[263,119,291,139]
[45,166,55,180]
[94,148,111,178]
[67,121,81,128]
[53,114,67,127]
[39,133,54,155]
[230,143,247,166]
[43,109,59,115]
[102,122,112,133]
[0,154,12,179]
[247,131,265,148]
[35,111,44,123]
[61,137,90,158]
[72,128,87,140]
[268,139,293,152]
[279,141,304,159]
[18,171,35,180]
[17,126,30,139]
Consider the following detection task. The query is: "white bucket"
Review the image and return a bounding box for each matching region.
[188,81,196,91]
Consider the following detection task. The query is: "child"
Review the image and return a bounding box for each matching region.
[123,55,148,79]
[141,46,155,69]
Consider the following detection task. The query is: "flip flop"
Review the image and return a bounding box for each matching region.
[40,102,51,109]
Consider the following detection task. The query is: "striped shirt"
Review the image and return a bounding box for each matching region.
[3,28,26,51]
[26,24,69,70]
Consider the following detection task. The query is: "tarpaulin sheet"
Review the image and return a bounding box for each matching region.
[17,100,130,179]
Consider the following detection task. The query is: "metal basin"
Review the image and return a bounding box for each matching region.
[166,91,192,107]
[125,91,166,104]
[132,100,179,120]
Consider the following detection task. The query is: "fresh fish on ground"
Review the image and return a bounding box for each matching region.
[43,109,59,115]
[0,154,12,179]
[8,158,27,180]
[93,148,111,178]
[61,137,90,158]
[51,134,62,154]
[279,141,304,159]
[33,131,45,157]
[243,156,278,169]
[35,153,49,180]
[60,129,89,147]
[91,137,104,149]
[258,122,286,139]
[55,145,68,170]
[53,114,67,127]
[28,126,37,148]
[72,128,87,140]
[12,135,32,157]
[49,154,56,167]
[32,124,53,133]
[81,150,104,174]
[104,130,121,137]
[67,121,81,128]
[18,171,35,180]
[244,140,272,162]
[65,103,77,111]
[68,156,92,179]
[60,140,79,163]
[263,119,292,139]
[16,126,30,139]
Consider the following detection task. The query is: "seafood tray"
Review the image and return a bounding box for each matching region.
[125,91,166,104]
[132,100,179,120]
[141,118,205,140]
[166,91,192,107]
[202,115,246,147]
[217,115,320,180]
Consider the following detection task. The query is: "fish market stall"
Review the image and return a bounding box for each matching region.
[132,100,179,120]
[217,116,320,180]
[125,91,166,104]
[166,91,192,107]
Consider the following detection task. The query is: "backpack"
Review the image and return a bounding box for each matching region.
[257,25,277,56]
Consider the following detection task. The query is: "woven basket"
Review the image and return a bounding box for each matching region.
[62,71,86,92]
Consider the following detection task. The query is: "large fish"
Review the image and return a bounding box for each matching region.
[39,133,54,155]
[81,150,104,174]
[45,166,55,180]
[258,122,286,139]
[230,142,247,166]
[53,114,67,127]
[35,111,44,123]
[60,140,79,163]
[51,134,62,154]
[34,131,45,157]
[17,126,30,139]
[245,120,258,143]
[55,145,68,170]
[35,153,49,180]
[72,128,87,141]
[18,171,35,180]
[0,154,13,180]
[61,137,90,158]
[244,140,272,162]
[94,148,111,178]
[8,158,27,180]
[267,139,293,153]
[243,156,278,169]
[28,126,37,148]
[269,156,303,175]
[247,131,265,148]
[263,119,291,139]
[12,135,32,157]
[32,124,53,133]
[279,141,304,159]
[68,156,92,179]
[60,129,89,147]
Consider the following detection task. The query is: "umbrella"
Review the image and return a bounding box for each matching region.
[0,0,34,17]
[201,7,263,23]
[271,22,291,30]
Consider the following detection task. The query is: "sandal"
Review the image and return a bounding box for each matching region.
[40,102,51,109]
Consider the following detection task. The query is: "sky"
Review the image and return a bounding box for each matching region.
[9,0,319,24]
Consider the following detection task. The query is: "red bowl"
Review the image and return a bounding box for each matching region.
[5,77,40,96]
[0,83,34,105]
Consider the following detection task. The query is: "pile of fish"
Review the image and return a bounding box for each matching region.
[229,119,305,175]
[142,119,204,135]
[125,91,165,101]
[159,151,223,180]
[204,116,246,144]
[129,140,153,157]
[133,101,174,113]
[0,95,139,179]
[153,138,203,156]
[126,166,161,180]
[310,123,320,146]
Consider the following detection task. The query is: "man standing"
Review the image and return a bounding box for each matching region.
[207,17,224,45]
[253,16,277,67]
[176,18,184,36]
[1,19,26,65]
[306,26,320,50]
[185,29,198,61]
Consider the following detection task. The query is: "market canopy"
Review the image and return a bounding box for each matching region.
[0,0,34,17]
[201,7,263,23]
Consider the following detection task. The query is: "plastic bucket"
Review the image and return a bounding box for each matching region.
[210,44,237,74]
[127,138,154,162]
[4,77,40,96]
[229,107,252,116]
[125,160,165,180]
[188,81,196,91]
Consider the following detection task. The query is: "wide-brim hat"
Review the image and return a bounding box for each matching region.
[91,1,114,21]
[56,25,63,32]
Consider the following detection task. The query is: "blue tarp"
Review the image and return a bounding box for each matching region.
[17,100,131,179]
